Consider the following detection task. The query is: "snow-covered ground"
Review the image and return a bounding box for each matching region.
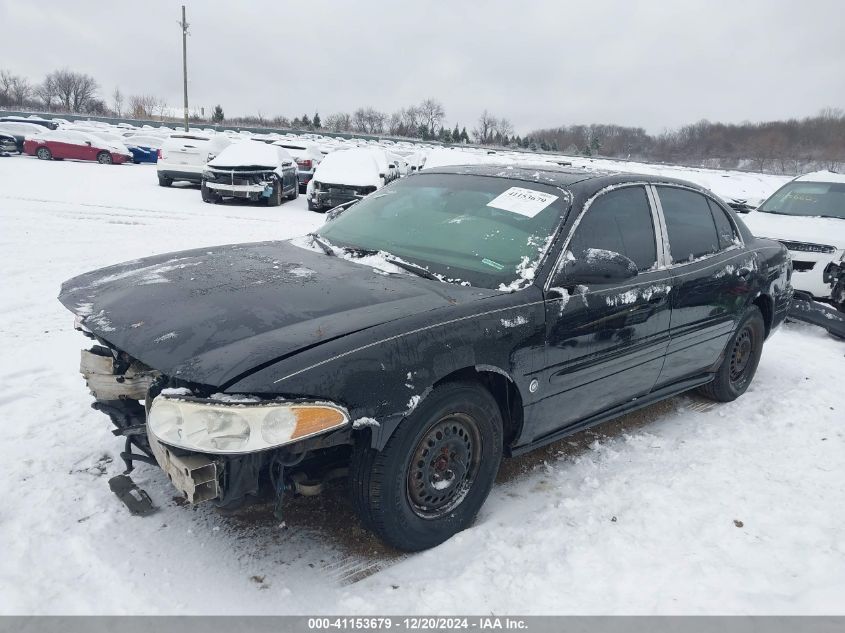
[0,156,842,615]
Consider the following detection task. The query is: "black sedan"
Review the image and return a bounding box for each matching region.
[58,165,793,551]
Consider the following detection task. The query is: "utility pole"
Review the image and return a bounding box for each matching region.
[181,5,189,132]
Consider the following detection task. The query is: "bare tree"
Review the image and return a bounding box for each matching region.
[352,107,386,134]
[324,112,352,132]
[48,69,99,112]
[112,87,124,116]
[418,98,445,131]
[473,110,498,144]
[129,94,158,119]
[10,76,31,106]
[156,98,169,120]
[35,75,58,110]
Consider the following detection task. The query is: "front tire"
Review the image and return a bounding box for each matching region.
[201,181,220,203]
[97,151,113,165]
[264,180,283,206]
[36,146,52,160]
[157,173,172,187]
[698,305,765,402]
[350,381,503,551]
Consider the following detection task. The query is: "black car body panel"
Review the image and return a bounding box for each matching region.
[59,164,793,508]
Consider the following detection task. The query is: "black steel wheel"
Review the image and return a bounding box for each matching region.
[698,304,765,402]
[406,413,482,520]
[350,381,503,551]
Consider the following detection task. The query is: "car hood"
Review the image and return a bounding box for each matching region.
[742,211,845,249]
[58,240,489,387]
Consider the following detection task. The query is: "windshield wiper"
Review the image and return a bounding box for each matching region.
[308,233,336,256]
[384,257,440,281]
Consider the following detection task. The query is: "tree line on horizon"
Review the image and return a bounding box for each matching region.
[1,67,842,174]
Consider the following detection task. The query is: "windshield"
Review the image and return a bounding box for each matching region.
[317,173,570,289]
[758,181,845,219]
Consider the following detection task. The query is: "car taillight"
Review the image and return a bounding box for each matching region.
[157,149,162,160]
[297,159,312,169]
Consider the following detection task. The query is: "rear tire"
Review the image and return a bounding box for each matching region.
[307,199,322,212]
[350,381,503,551]
[97,151,113,165]
[157,173,172,187]
[36,147,52,160]
[698,305,765,402]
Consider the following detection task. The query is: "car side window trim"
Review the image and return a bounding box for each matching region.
[543,182,664,292]
[648,183,745,270]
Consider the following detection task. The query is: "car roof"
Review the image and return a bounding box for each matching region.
[418,163,710,195]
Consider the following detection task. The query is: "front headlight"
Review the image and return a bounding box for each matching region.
[202,170,215,180]
[147,396,348,454]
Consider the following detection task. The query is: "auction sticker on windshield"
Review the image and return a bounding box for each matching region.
[486,187,558,217]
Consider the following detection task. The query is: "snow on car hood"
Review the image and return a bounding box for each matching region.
[313,148,381,186]
[741,211,845,248]
[207,140,290,169]
[57,240,484,387]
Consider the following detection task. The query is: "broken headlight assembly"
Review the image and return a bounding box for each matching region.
[147,396,349,454]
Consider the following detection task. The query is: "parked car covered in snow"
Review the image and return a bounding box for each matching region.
[0,131,17,155]
[201,140,299,206]
[157,133,232,186]
[272,139,323,191]
[58,164,792,551]
[23,130,132,164]
[307,147,384,211]
[0,121,58,153]
[123,135,165,164]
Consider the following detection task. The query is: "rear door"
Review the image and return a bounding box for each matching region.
[652,185,753,387]
[530,185,672,441]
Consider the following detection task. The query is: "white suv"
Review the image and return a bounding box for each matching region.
[157,133,232,186]
[742,170,845,303]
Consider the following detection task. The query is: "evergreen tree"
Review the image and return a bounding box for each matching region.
[417,123,429,139]
[453,123,460,141]
[302,114,311,128]
[590,135,601,154]
[211,104,224,123]
[313,112,321,129]
[460,127,469,143]
[443,128,453,143]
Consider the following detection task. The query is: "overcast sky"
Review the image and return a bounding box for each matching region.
[2,0,843,134]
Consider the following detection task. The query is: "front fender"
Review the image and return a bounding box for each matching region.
[225,287,546,448]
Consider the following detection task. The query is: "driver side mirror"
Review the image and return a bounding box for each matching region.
[556,249,638,286]
[85,141,92,146]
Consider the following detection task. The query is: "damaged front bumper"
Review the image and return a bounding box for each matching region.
[76,342,353,511]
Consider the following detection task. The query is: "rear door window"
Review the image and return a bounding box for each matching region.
[656,187,720,263]
[568,186,657,272]
[707,199,739,249]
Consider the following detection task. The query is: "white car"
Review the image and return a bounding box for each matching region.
[307,147,383,212]
[272,140,323,191]
[201,140,299,206]
[742,170,845,302]
[157,133,232,186]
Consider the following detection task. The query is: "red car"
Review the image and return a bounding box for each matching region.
[24,130,132,164]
